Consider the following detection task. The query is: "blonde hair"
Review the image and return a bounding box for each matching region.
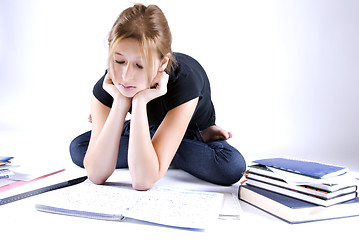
[108,4,175,80]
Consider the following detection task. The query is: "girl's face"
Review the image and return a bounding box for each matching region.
[111,38,161,98]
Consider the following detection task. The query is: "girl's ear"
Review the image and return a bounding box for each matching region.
[159,53,171,72]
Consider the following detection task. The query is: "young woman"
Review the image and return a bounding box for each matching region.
[69,4,246,190]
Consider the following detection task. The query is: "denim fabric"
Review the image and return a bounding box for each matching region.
[69,121,246,185]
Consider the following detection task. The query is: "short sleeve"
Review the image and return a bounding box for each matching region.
[164,64,203,111]
[93,71,114,108]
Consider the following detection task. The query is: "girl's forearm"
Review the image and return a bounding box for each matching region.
[128,99,160,190]
[84,101,129,184]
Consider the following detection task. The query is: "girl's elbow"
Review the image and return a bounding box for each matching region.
[85,165,108,185]
[88,175,106,185]
[86,171,106,185]
[131,177,155,191]
[132,181,154,191]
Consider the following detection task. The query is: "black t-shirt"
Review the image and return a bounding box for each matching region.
[93,52,216,130]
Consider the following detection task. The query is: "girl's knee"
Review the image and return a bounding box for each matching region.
[215,147,247,185]
[69,131,91,168]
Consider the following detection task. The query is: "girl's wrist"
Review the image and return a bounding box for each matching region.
[112,97,132,113]
[132,94,148,109]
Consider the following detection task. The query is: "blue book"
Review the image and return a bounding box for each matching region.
[239,185,359,224]
[0,156,14,162]
[253,158,347,178]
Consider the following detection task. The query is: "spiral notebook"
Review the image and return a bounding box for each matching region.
[35,180,224,229]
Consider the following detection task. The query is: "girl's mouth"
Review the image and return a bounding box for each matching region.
[120,84,136,91]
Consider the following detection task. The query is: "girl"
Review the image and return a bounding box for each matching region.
[70,4,246,190]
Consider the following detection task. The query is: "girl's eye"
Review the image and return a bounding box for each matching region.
[136,64,143,69]
[115,60,125,64]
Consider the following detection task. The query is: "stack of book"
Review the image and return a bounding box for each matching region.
[0,156,16,179]
[239,158,359,223]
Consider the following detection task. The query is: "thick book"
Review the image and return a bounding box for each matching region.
[35,180,224,229]
[239,185,359,224]
[253,158,347,178]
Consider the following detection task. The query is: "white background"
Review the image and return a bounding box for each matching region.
[1,0,358,171]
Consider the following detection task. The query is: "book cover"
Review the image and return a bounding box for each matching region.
[253,158,347,178]
[0,156,14,162]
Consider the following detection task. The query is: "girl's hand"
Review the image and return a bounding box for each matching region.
[133,71,169,104]
[103,72,132,106]
[102,72,121,100]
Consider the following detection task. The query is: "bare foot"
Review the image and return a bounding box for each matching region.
[200,125,232,142]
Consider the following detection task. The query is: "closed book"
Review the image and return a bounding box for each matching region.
[246,170,357,199]
[246,178,357,207]
[253,158,347,178]
[239,185,359,224]
[248,165,356,192]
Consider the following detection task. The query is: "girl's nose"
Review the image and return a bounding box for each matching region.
[122,64,134,82]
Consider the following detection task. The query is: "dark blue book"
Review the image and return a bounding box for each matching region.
[239,185,359,224]
[253,158,347,178]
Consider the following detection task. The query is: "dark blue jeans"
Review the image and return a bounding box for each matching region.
[69,121,246,185]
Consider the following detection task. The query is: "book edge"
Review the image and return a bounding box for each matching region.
[35,203,125,221]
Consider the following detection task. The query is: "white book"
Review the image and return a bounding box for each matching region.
[248,166,358,192]
[247,172,357,199]
[247,179,357,207]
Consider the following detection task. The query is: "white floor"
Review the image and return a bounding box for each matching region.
[1,1,359,238]
[0,130,358,239]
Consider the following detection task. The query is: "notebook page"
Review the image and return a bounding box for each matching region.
[36,181,133,216]
[122,187,223,229]
[36,180,223,229]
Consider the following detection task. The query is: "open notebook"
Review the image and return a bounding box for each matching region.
[35,180,225,229]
